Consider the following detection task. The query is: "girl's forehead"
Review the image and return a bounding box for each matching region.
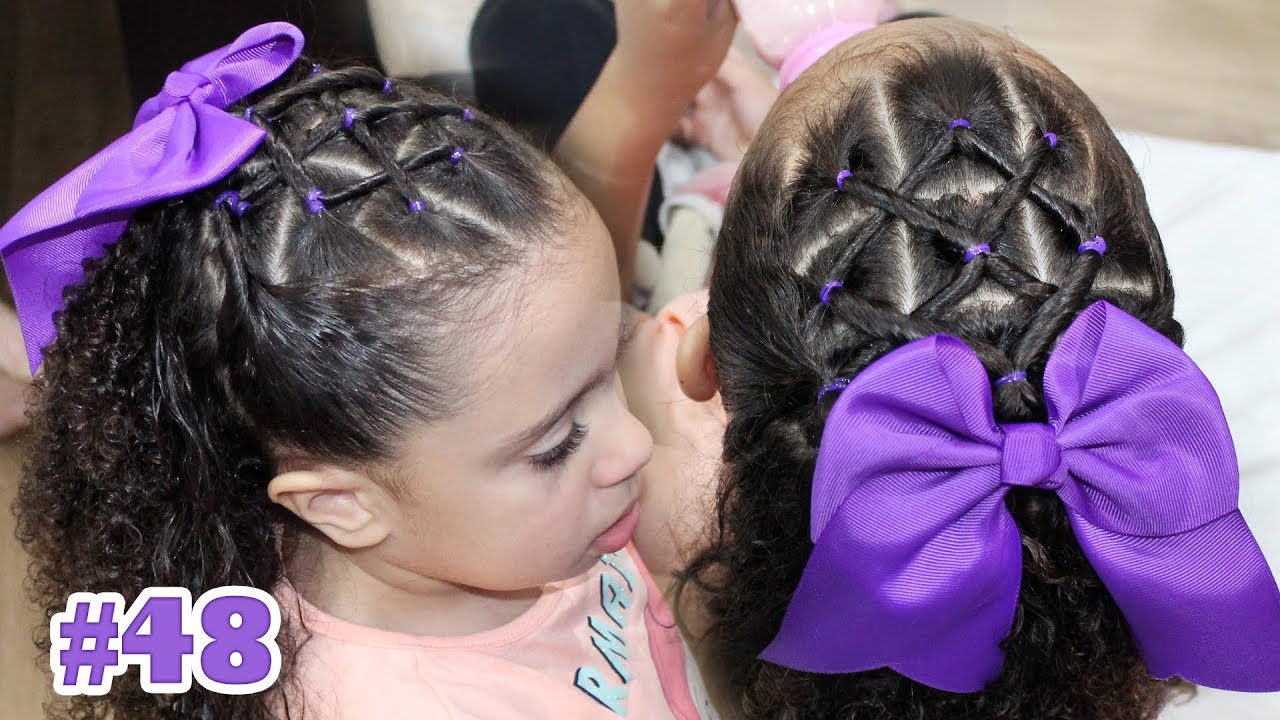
[449,203,619,405]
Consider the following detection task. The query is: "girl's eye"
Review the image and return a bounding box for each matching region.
[529,423,588,471]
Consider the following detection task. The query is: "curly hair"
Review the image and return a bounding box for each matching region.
[680,27,1190,720]
[14,60,564,719]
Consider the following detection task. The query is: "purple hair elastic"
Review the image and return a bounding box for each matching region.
[964,244,992,263]
[214,190,249,217]
[835,169,853,192]
[408,199,425,213]
[820,280,844,305]
[448,147,465,166]
[1043,132,1059,149]
[305,188,325,214]
[310,63,323,76]
[1078,235,1108,255]
[462,108,474,121]
[343,107,356,129]
[242,106,254,121]
[948,118,971,131]
[818,377,852,401]
[382,78,393,94]
[996,370,1028,386]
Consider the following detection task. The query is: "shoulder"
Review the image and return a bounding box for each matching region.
[285,639,453,719]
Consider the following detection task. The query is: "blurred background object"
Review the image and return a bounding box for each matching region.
[1,1,1277,717]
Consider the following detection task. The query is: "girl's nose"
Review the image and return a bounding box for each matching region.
[593,382,654,488]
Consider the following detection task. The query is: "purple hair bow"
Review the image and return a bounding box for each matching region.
[0,22,304,373]
[762,301,1280,693]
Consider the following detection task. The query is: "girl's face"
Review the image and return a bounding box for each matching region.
[369,197,653,593]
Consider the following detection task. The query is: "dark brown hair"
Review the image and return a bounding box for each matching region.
[15,60,564,719]
[682,28,1187,720]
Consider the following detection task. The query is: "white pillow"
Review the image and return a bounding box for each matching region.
[1119,132,1280,718]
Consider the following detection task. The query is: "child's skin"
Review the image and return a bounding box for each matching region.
[275,193,654,637]
[554,0,738,292]
[275,0,742,640]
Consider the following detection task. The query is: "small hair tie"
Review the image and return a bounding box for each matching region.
[407,199,425,214]
[948,118,971,131]
[819,280,844,305]
[835,169,853,192]
[818,378,852,401]
[462,108,474,121]
[964,244,992,263]
[996,370,1028,387]
[1078,235,1108,256]
[343,107,356,129]
[305,188,325,214]
[382,78,393,94]
[214,190,249,217]
[1043,132,1059,149]
[241,106,254,122]
[310,63,323,76]
[448,147,465,166]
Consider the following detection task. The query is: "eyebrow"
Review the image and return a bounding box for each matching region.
[499,314,629,456]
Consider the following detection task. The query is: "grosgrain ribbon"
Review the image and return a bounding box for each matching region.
[0,22,304,373]
[762,300,1280,693]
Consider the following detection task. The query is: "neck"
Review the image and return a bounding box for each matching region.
[283,527,542,637]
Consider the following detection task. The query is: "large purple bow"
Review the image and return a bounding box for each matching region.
[0,22,304,373]
[761,301,1280,693]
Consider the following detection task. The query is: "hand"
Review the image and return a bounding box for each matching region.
[677,47,779,162]
[613,0,739,115]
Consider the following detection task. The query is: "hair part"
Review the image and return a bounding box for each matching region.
[681,29,1186,720]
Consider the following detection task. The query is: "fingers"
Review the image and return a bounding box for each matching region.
[709,0,738,24]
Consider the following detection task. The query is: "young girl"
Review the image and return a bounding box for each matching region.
[622,15,1280,720]
[3,15,729,720]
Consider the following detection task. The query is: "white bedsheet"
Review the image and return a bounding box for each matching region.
[1119,132,1280,718]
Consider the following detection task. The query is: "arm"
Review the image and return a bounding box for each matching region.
[554,0,737,296]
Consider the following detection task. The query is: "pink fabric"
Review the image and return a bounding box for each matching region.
[778,21,878,89]
[277,547,704,719]
[733,0,887,70]
[676,161,739,208]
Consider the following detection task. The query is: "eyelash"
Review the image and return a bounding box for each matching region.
[529,422,588,470]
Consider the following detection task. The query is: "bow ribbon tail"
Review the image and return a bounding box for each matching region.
[762,469,1024,693]
[1071,509,1280,691]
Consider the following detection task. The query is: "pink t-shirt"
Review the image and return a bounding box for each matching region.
[276,547,716,719]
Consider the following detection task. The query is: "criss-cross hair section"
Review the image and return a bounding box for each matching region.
[218,72,478,220]
[815,119,1108,401]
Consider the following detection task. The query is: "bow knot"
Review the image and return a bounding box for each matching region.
[151,69,227,113]
[999,423,1064,489]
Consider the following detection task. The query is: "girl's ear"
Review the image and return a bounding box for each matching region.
[676,314,720,402]
[268,467,389,549]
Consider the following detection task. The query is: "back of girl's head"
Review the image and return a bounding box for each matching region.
[16,61,564,719]
[686,18,1184,720]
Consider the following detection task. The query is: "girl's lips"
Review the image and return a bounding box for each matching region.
[594,501,640,554]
